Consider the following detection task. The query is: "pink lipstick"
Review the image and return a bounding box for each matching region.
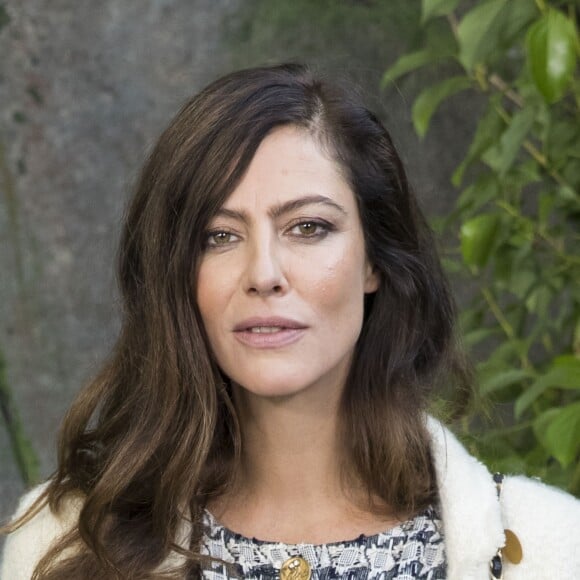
[233,316,307,349]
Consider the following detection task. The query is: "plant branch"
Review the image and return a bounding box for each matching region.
[0,137,25,293]
[446,12,459,41]
[0,346,39,485]
[495,200,580,265]
[481,288,515,340]
[491,101,575,192]
[481,287,531,369]
[521,141,572,190]
[488,73,525,108]
[0,137,39,486]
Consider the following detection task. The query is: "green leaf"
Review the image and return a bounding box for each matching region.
[380,49,453,89]
[452,100,505,186]
[470,437,528,475]
[535,402,580,467]
[525,285,552,316]
[526,9,578,103]
[533,406,562,451]
[457,0,508,70]
[515,356,580,418]
[499,0,540,47]
[511,270,535,300]
[412,76,472,138]
[421,0,461,23]
[459,306,485,333]
[574,318,580,356]
[558,182,578,202]
[479,368,534,395]
[464,327,502,348]
[549,356,580,386]
[491,107,536,176]
[494,246,515,288]
[545,119,580,169]
[538,191,556,225]
[486,338,528,368]
[456,176,500,217]
[460,213,500,269]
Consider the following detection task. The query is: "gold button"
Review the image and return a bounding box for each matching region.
[280,556,311,580]
[503,529,523,564]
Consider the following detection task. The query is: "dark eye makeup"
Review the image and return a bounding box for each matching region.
[203,218,336,249]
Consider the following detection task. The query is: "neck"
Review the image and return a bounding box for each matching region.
[233,381,346,509]
[208,380,401,543]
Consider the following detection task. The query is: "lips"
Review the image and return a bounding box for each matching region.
[246,326,286,333]
[233,317,307,332]
[233,317,308,349]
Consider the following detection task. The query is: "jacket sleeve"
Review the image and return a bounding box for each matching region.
[1,483,80,580]
[501,474,580,579]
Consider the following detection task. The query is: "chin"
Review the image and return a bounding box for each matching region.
[234,381,306,400]
[230,371,314,400]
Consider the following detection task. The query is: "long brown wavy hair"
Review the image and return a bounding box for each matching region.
[3,62,472,579]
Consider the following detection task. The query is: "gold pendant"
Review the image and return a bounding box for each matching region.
[503,529,523,564]
[280,556,311,580]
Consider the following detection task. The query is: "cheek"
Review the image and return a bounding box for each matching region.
[306,250,367,324]
[196,262,231,333]
[195,264,212,321]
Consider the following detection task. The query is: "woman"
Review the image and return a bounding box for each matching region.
[2,63,579,580]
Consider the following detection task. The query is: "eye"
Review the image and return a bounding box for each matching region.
[204,230,239,248]
[288,220,333,239]
[295,222,319,236]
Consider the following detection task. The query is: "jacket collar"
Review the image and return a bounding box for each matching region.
[426,417,505,580]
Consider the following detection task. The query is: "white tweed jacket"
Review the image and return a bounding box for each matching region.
[2,418,580,579]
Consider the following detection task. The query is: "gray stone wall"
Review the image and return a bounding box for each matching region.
[0,0,479,542]
[0,0,243,527]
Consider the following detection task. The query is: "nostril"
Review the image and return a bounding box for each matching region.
[248,283,284,296]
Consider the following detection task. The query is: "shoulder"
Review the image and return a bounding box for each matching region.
[425,416,580,579]
[1,482,83,580]
[500,474,580,578]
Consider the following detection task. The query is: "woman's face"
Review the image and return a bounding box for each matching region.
[196,125,379,401]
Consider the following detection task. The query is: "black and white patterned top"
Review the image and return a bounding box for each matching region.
[200,505,447,579]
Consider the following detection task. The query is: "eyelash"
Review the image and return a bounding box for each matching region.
[287,219,335,240]
[203,219,335,249]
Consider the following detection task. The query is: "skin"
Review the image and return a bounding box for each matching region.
[196,125,399,543]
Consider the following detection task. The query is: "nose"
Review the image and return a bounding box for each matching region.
[242,233,288,297]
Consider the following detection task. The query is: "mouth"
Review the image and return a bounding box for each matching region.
[233,317,307,332]
[243,326,291,333]
[234,319,307,348]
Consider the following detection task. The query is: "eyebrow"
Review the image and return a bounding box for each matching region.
[214,194,348,223]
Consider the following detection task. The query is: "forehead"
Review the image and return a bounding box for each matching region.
[220,125,356,213]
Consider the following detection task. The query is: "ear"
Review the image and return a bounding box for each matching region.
[364,261,380,294]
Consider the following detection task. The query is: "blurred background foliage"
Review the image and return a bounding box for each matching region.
[383,0,580,495]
